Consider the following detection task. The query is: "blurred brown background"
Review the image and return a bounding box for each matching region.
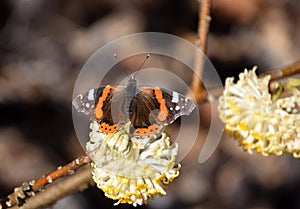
[1,0,300,209]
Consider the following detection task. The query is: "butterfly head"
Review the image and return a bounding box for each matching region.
[126,75,138,96]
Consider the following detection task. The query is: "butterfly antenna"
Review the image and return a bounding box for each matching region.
[133,54,150,79]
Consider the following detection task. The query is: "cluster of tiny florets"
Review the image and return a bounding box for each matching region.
[86,122,180,206]
[218,67,300,157]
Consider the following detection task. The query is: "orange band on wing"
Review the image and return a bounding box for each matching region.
[133,124,162,136]
[94,86,112,119]
[154,88,168,121]
[98,122,118,134]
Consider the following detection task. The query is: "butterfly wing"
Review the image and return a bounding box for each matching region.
[72,86,127,134]
[129,89,164,137]
[138,87,196,125]
[72,88,98,115]
[160,88,196,124]
[129,87,195,137]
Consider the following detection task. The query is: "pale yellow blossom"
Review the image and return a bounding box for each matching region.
[86,122,180,206]
[218,67,300,157]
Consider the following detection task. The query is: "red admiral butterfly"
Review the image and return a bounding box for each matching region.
[73,76,196,137]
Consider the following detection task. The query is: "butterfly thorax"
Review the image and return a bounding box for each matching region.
[123,78,138,118]
[125,78,138,97]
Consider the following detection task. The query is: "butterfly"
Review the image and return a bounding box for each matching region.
[73,75,196,138]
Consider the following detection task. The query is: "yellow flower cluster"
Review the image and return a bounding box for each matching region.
[218,67,300,157]
[86,122,180,206]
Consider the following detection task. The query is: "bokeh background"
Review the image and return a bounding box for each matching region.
[1,0,300,209]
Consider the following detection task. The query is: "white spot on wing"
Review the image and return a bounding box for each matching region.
[175,106,180,111]
[172,91,179,103]
[86,103,90,108]
[88,89,95,100]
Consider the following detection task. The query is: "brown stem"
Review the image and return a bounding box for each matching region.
[197,0,211,54]
[10,166,93,209]
[32,154,91,191]
[191,0,212,103]
[261,60,300,81]
[1,154,91,209]
[194,61,300,103]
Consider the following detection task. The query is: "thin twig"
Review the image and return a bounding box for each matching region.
[197,0,211,54]
[262,60,300,81]
[32,154,91,191]
[191,0,212,103]
[0,154,91,209]
[195,60,300,103]
[10,165,93,209]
